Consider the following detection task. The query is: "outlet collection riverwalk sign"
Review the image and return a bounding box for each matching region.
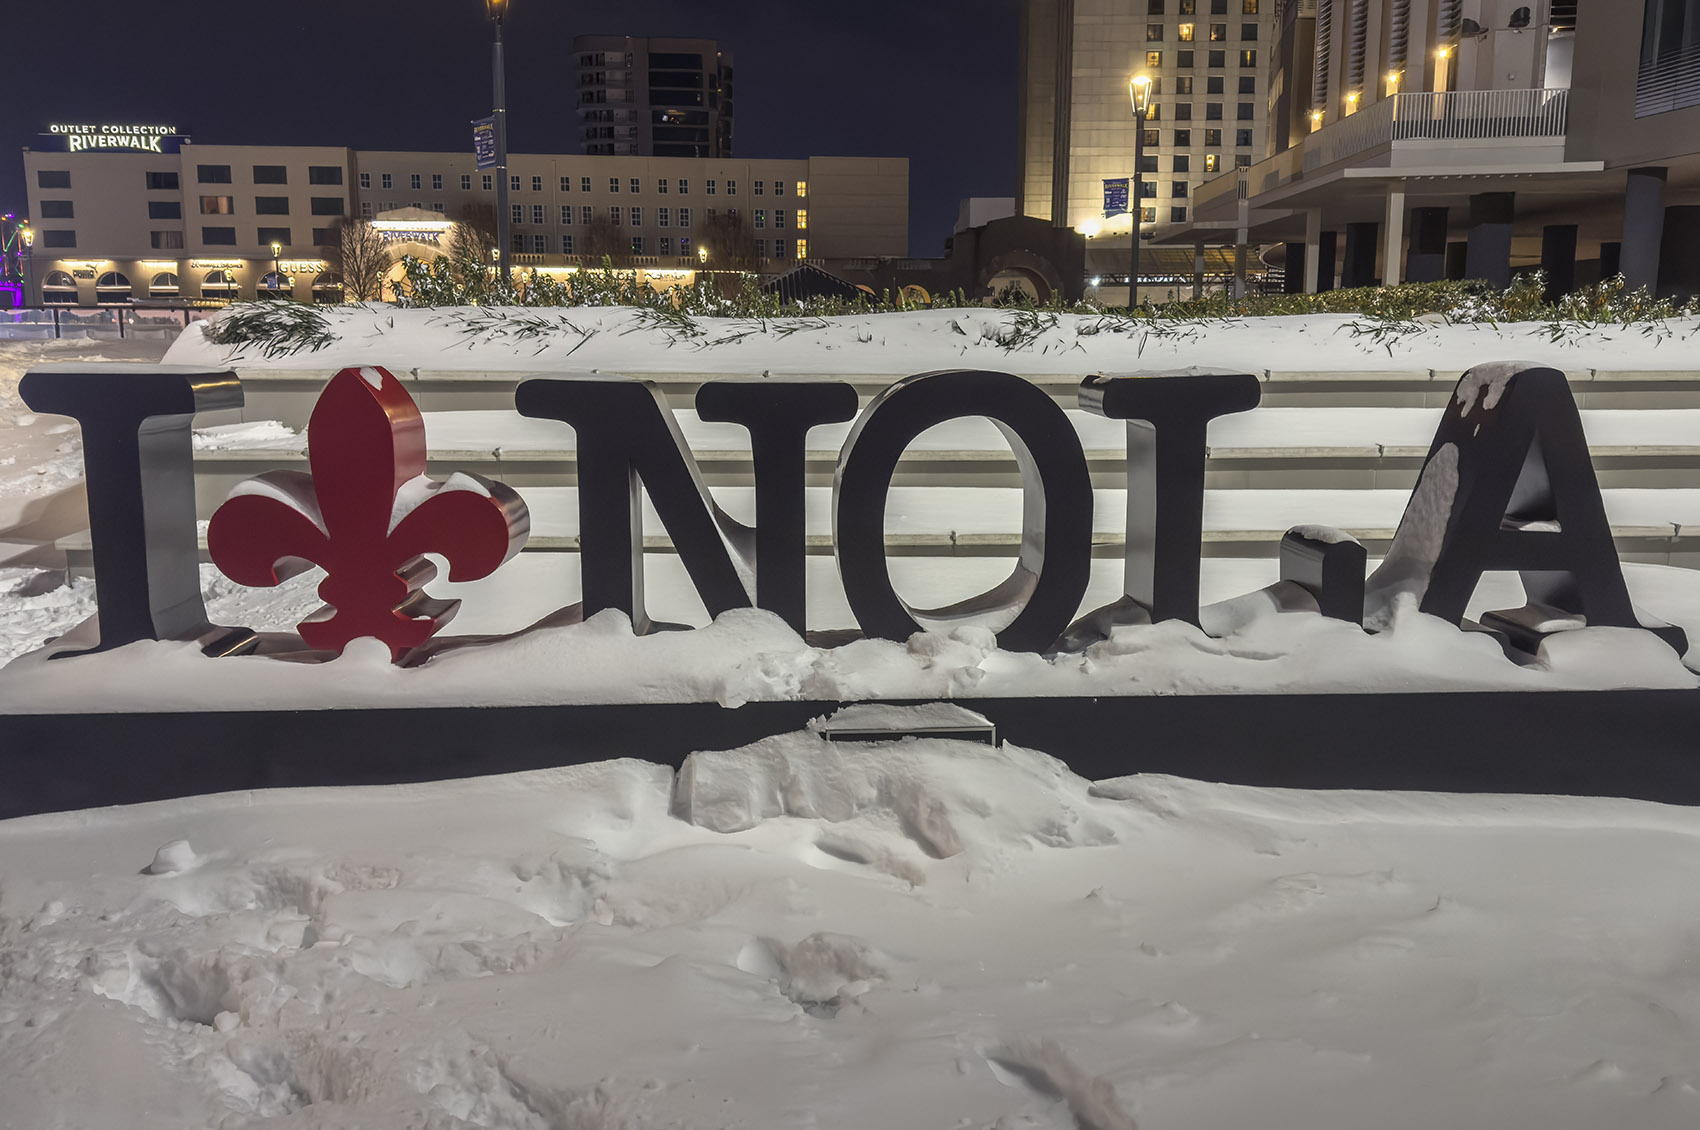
[4,360,1699,817]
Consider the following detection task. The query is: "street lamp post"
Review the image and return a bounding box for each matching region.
[488,0,512,282]
[1128,75,1152,310]
[271,241,282,298]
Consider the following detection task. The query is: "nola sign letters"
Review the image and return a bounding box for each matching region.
[16,362,1690,670]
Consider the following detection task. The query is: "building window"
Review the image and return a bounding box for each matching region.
[1243,0,1257,12]
[1240,75,1256,93]
[1207,103,1223,120]
[532,176,543,192]
[1205,129,1222,146]
[624,177,637,194]
[679,207,691,228]
[679,237,692,254]
[796,239,807,258]
[610,177,620,193]
[755,209,766,229]
[198,165,232,184]
[42,230,77,248]
[1147,23,1164,40]
[258,227,291,247]
[1173,182,1189,197]
[462,174,472,190]
[1178,49,1194,66]
[775,208,787,230]
[254,165,288,184]
[1179,22,1195,40]
[1180,0,1196,10]
[1171,207,1188,222]
[775,240,790,260]
[381,173,393,189]
[1175,128,1192,145]
[754,180,764,195]
[360,201,373,218]
[661,236,672,254]
[563,234,575,254]
[1210,22,1227,40]
[512,175,521,191]
[1174,155,1191,172]
[706,179,716,195]
[1241,22,1257,40]
[1236,128,1254,146]
[1235,153,1252,168]
[256,197,290,215]
[432,202,445,213]
[1147,50,1163,67]
[560,176,570,192]
[433,174,444,190]
[679,178,690,194]
[309,166,343,185]
[1204,153,1220,172]
[1143,127,1160,146]
[1209,49,1225,66]
[483,175,494,190]
[1141,206,1157,223]
[658,207,670,227]
[1237,102,1254,120]
[308,225,335,244]
[511,234,523,252]
[1146,103,1162,121]
[145,171,179,190]
[1209,75,1225,93]
[201,196,235,215]
[511,203,523,224]
[775,180,786,196]
[1239,49,1257,67]
[796,209,807,230]
[630,206,643,226]
[582,205,593,224]
[561,204,572,224]
[1137,154,1160,173]
[797,180,807,197]
[581,176,592,192]
[755,239,767,259]
[360,172,371,188]
[37,169,71,188]
[39,200,74,219]
[727,180,737,196]
[631,236,645,253]
[532,204,544,224]
[1175,77,1194,95]
[531,234,545,253]
[202,227,236,245]
[610,206,621,224]
[1175,103,1193,120]
[1149,0,1164,10]
[150,230,185,249]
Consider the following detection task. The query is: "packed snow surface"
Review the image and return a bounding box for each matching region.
[3,736,1700,1129]
[164,305,1700,375]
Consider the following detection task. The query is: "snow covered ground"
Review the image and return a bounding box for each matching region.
[3,734,1700,1129]
[164,305,1700,376]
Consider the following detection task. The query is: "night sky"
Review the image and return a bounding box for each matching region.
[5,0,1020,257]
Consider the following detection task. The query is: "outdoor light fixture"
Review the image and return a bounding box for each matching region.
[1310,109,1325,130]
[1127,74,1153,311]
[1128,74,1153,115]
[697,245,709,263]
[485,0,508,21]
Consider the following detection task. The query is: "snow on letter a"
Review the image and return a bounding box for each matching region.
[208,366,530,662]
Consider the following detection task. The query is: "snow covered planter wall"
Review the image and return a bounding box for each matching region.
[2,357,1698,816]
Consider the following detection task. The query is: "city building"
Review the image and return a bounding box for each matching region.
[572,36,734,158]
[1168,0,1700,299]
[1018,0,1279,297]
[18,128,906,305]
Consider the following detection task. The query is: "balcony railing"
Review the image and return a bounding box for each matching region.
[1302,88,1570,172]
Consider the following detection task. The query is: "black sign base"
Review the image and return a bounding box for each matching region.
[3,690,1698,820]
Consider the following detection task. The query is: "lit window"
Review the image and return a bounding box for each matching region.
[796,209,807,230]
[1209,23,1226,40]
[1178,22,1194,40]
[1147,23,1164,40]
[1243,0,1257,12]
[796,181,807,197]
[796,238,807,258]
[1204,153,1219,172]
[1240,49,1257,67]
[1141,206,1157,223]
[1147,50,1162,68]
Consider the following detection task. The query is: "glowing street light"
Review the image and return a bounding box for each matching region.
[1128,74,1153,311]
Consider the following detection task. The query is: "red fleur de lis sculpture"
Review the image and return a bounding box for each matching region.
[208,366,530,662]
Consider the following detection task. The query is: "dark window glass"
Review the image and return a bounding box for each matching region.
[253,165,288,184]
[1208,75,1225,93]
[1137,154,1159,172]
[1211,0,1227,11]
[1174,154,1191,171]
[145,171,179,190]
[309,166,343,185]
[151,230,185,249]
[1173,181,1188,197]
[1237,102,1255,120]
[1175,76,1194,94]
[1175,128,1192,145]
[1147,23,1164,40]
[1236,153,1252,167]
[37,170,71,188]
[257,227,291,247]
[39,200,74,218]
[649,70,705,86]
[649,52,704,68]
[313,227,337,245]
[1210,22,1227,39]
[1237,128,1254,146]
[1148,0,1164,11]
[1171,206,1188,222]
[202,226,236,245]
[1205,129,1223,146]
[311,197,345,215]
[43,229,76,247]
[255,197,290,215]
[1175,103,1194,120]
[1241,23,1258,39]
[198,164,232,183]
[651,90,706,107]
[1207,103,1224,119]
[1209,49,1225,66]
[1240,75,1256,93]
[1143,128,1160,146]
[1177,50,1194,66]
[148,201,181,219]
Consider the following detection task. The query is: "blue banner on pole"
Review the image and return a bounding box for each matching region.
[1102,178,1130,218]
[472,117,497,170]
